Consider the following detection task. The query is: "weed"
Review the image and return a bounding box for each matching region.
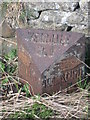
[0,49,18,91]
[14,82,19,92]
[32,103,53,119]
[5,64,17,75]
[2,78,9,85]
[0,61,5,72]
[4,48,17,61]
[19,11,26,22]
[77,77,89,89]
[9,102,53,119]
[22,83,30,97]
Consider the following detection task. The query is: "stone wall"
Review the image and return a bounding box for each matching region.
[1,1,89,36]
[0,1,89,55]
[26,1,89,36]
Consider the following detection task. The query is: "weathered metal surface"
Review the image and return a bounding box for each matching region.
[17,28,85,95]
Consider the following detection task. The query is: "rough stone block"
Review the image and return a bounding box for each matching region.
[17,28,85,95]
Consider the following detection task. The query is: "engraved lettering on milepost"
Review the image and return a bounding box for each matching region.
[25,32,71,57]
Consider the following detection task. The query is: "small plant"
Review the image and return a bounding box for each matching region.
[19,11,26,22]
[5,64,17,75]
[22,83,30,97]
[32,103,53,119]
[9,102,53,119]
[0,61,5,72]
[2,78,9,85]
[0,49,18,92]
[4,49,17,75]
[19,6,27,23]
[4,48,17,61]
[77,77,89,89]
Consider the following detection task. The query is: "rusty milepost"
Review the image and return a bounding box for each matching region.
[16,28,85,95]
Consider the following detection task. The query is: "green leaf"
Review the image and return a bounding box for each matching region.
[15,82,19,92]
[4,55,9,60]
[19,11,26,21]
[6,64,17,74]
[4,49,17,61]
[0,61,5,72]
[22,84,30,97]
[8,49,17,60]
[2,78,9,85]
[77,77,88,89]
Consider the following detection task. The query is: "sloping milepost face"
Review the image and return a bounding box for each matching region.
[17,28,85,95]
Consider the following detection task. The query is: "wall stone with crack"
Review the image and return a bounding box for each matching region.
[0,1,89,37]
[1,1,88,36]
[27,1,88,36]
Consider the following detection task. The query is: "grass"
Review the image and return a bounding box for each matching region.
[9,102,53,119]
[77,77,89,90]
[0,48,89,119]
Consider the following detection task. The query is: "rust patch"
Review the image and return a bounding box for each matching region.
[18,49,30,67]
